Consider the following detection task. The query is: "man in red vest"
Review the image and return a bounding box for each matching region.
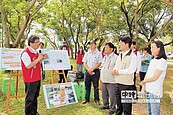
[21,35,47,115]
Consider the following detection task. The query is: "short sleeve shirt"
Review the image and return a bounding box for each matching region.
[145,58,167,97]
[21,46,38,67]
[82,49,102,68]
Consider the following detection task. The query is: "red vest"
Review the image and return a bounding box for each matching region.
[21,48,41,83]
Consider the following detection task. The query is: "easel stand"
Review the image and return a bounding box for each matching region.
[5,70,25,112]
[50,70,67,84]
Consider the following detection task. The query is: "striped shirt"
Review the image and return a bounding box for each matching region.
[82,49,102,68]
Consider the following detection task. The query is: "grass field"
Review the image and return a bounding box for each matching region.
[0,59,173,115]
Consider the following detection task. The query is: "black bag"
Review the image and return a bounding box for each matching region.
[76,71,84,79]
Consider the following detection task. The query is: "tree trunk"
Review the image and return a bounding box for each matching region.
[12,13,30,48]
[12,0,36,48]
[0,0,10,48]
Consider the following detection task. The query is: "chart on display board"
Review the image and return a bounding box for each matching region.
[0,48,23,70]
[0,48,71,70]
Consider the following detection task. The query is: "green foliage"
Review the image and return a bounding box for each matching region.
[0,0,173,49]
[162,35,173,52]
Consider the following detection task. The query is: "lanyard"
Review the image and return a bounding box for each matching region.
[107,60,111,69]
[103,56,112,69]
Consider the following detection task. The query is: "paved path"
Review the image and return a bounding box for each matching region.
[133,103,147,115]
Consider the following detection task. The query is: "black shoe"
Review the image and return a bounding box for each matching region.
[36,112,40,115]
[82,101,89,104]
[109,111,115,115]
[100,106,110,110]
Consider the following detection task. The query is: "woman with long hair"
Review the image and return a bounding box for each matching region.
[140,40,167,115]
[76,46,85,72]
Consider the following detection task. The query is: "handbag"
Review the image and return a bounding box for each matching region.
[76,71,84,79]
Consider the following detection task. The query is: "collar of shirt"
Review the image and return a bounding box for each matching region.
[105,52,114,58]
[122,49,130,57]
[88,48,98,54]
[28,46,38,54]
[143,53,150,57]
[104,52,114,62]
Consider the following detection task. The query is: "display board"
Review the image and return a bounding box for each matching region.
[0,48,70,70]
[43,82,78,109]
[41,49,71,70]
[0,48,23,70]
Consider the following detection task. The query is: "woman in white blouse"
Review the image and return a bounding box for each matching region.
[140,41,167,115]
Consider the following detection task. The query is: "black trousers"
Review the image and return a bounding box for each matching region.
[41,63,45,80]
[139,72,146,91]
[58,70,68,83]
[58,65,73,83]
[116,83,134,115]
[85,69,100,102]
[25,80,41,115]
[133,72,137,91]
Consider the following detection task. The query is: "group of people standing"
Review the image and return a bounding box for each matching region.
[21,35,167,115]
[79,36,167,115]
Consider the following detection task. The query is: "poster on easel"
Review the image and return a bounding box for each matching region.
[43,82,78,109]
[0,48,23,70]
[41,49,71,70]
[0,48,71,70]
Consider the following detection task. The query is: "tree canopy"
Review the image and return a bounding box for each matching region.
[0,0,173,58]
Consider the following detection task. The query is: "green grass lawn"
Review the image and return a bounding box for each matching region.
[0,59,173,115]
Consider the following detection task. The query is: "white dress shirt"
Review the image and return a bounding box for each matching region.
[132,49,141,73]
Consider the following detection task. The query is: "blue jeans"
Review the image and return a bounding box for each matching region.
[77,64,83,72]
[146,92,160,115]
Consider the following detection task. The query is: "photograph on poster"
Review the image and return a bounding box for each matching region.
[43,82,78,109]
